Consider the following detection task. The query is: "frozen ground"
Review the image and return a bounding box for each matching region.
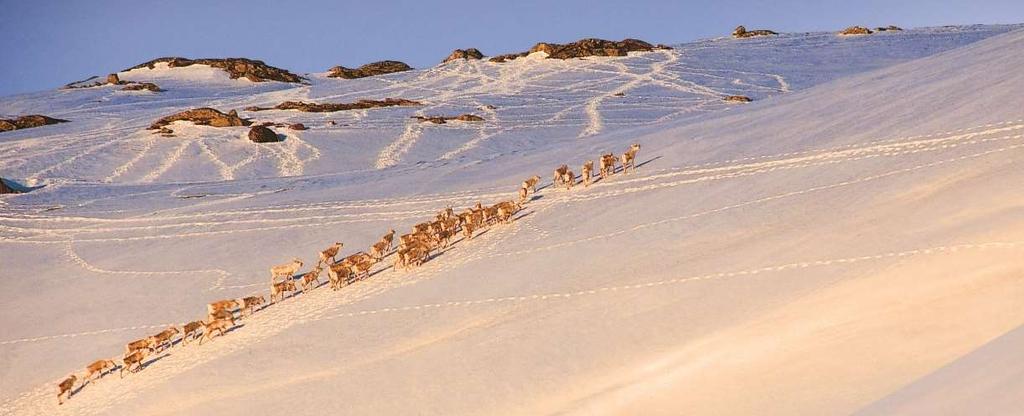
[1,24,1023,415]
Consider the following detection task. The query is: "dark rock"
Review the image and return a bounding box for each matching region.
[490,38,659,63]
[0,177,19,194]
[839,26,873,35]
[106,73,121,84]
[326,120,337,126]
[0,115,69,133]
[613,92,625,97]
[121,82,163,92]
[248,125,280,143]
[479,104,497,110]
[875,25,903,32]
[488,52,529,63]
[125,57,304,83]
[246,98,422,113]
[443,48,484,63]
[288,123,307,131]
[327,61,412,79]
[412,114,484,124]
[149,108,251,131]
[723,95,752,103]
[733,25,778,38]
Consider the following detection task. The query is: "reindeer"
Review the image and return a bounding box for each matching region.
[599,153,617,179]
[270,280,297,303]
[208,309,233,323]
[582,161,594,187]
[518,187,528,202]
[84,359,117,385]
[621,143,641,174]
[199,317,235,345]
[370,240,389,262]
[181,320,204,345]
[148,326,180,353]
[207,299,240,316]
[300,266,322,292]
[561,169,575,190]
[381,229,396,252]
[125,338,154,357]
[121,348,150,378]
[328,263,349,290]
[57,374,77,405]
[463,221,477,240]
[553,165,569,187]
[495,200,522,224]
[318,242,344,267]
[241,295,266,316]
[522,175,541,195]
[270,258,303,283]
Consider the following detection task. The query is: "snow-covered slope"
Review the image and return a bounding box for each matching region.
[1,24,1023,415]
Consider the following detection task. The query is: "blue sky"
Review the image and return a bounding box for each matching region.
[1,0,1022,97]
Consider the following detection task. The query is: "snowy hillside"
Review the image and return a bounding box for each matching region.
[2,24,1024,415]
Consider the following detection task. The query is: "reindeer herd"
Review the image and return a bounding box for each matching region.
[53,143,642,406]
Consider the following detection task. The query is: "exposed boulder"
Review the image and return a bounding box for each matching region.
[148,108,251,132]
[0,115,69,133]
[733,25,778,38]
[723,95,753,103]
[876,25,903,32]
[248,125,280,143]
[839,26,874,35]
[327,61,412,79]
[245,98,422,113]
[121,82,163,92]
[0,177,20,194]
[125,57,304,83]
[288,123,307,131]
[489,38,661,62]
[412,114,484,124]
[106,73,121,85]
[443,48,484,63]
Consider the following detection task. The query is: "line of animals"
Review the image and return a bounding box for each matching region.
[53,143,642,405]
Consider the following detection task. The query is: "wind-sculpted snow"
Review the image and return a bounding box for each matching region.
[2,24,1024,415]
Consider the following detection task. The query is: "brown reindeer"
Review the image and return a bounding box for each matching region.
[561,169,575,190]
[582,161,594,187]
[328,263,349,290]
[149,326,180,353]
[599,153,616,179]
[381,229,396,252]
[199,317,235,345]
[207,299,240,316]
[301,267,322,292]
[208,309,233,323]
[553,165,569,187]
[522,175,541,195]
[181,320,204,345]
[124,338,154,357]
[270,280,297,303]
[318,242,344,266]
[270,258,303,283]
[121,349,150,378]
[241,295,266,316]
[370,240,389,261]
[621,143,641,173]
[463,221,477,240]
[84,359,117,385]
[518,187,528,202]
[57,374,77,405]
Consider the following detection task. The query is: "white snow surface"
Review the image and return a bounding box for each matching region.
[1,24,1024,415]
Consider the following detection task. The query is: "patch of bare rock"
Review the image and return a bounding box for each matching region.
[488,38,669,63]
[121,82,163,92]
[0,115,69,133]
[245,98,422,113]
[63,73,164,92]
[125,57,304,83]
[148,108,251,133]
[839,26,874,35]
[732,25,778,38]
[443,48,484,63]
[412,114,484,124]
[723,95,753,103]
[0,177,20,194]
[876,25,903,32]
[248,125,281,143]
[327,61,412,79]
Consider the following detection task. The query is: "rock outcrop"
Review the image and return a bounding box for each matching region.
[723,95,753,103]
[148,108,250,132]
[489,38,666,63]
[839,26,874,35]
[732,26,778,38]
[245,98,422,113]
[125,57,304,83]
[0,178,20,194]
[876,25,903,32]
[0,115,69,133]
[121,82,163,92]
[106,73,121,84]
[327,61,412,79]
[443,48,484,63]
[288,123,307,131]
[412,114,484,124]
[248,125,280,143]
